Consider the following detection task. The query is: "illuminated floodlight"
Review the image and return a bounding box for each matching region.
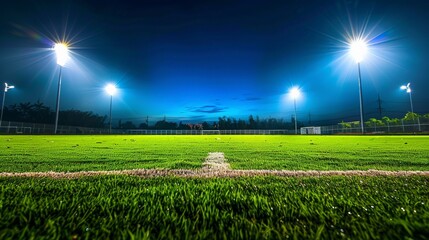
[1,82,15,126]
[349,39,368,63]
[105,84,117,96]
[348,38,368,134]
[400,82,420,131]
[401,83,411,93]
[53,42,70,134]
[290,87,301,99]
[105,83,118,134]
[289,86,301,134]
[54,43,69,67]
[4,83,14,92]
[400,82,413,112]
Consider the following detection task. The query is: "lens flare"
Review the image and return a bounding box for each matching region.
[105,83,117,96]
[289,87,301,99]
[349,38,368,63]
[54,43,69,66]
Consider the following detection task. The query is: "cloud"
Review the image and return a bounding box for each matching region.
[187,105,227,114]
[243,97,261,101]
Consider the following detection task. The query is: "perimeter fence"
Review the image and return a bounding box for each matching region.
[319,122,429,134]
[0,120,428,135]
[0,121,110,134]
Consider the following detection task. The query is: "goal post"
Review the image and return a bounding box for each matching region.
[201,130,221,135]
[300,126,321,135]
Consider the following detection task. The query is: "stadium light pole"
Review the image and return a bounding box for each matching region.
[105,84,117,134]
[289,87,300,134]
[53,43,69,134]
[400,83,414,114]
[1,83,15,127]
[349,38,368,134]
[401,83,421,131]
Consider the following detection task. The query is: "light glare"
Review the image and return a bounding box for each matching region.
[349,39,368,63]
[105,84,117,96]
[401,83,411,93]
[4,83,15,92]
[54,43,69,66]
[289,87,300,99]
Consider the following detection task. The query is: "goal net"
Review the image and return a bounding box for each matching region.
[201,130,221,135]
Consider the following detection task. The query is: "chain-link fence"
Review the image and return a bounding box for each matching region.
[0,120,427,135]
[0,121,110,134]
[319,119,429,134]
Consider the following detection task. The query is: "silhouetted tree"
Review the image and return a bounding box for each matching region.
[154,120,177,130]
[121,121,136,129]
[202,121,210,130]
[248,115,256,129]
[3,101,106,128]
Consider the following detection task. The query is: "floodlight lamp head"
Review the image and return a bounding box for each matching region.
[4,83,14,92]
[349,38,368,63]
[105,83,117,96]
[400,83,411,93]
[290,87,300,99]
[54,43,69,67]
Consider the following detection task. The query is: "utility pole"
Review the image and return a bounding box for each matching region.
[377,94,383,119]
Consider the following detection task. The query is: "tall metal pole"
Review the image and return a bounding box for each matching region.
[54,66,63,134]
[357,62,365,134]
[409,90,414,114]
[109,95,113,134]
[294,98,297,134]
[408,89,421,131]
[0,87,6,127]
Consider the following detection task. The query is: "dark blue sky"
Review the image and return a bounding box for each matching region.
[1,0,428,124]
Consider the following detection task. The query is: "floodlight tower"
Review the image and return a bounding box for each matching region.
[1,83,15,127]
[349,38,368,134]
[400,83,414,113]
[105,83,117,134]
[289,87,301,134]
[53,43,69,134]
[401,83,421,131]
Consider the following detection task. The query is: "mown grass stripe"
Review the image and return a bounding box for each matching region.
[0,169,428,178]
[1,135,429,172]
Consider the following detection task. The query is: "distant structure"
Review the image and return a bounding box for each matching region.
[300,126,321,135]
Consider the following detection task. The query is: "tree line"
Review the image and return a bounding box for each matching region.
[120,115,303,130]
[11,101,426,131]
[2,101,106,128]
[339,112,429,129]
[3,102,303,130]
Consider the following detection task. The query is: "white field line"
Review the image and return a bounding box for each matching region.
[0,169,429,179]
[1,152,428,179]
[202,152,231,170]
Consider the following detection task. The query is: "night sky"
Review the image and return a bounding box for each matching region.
[1,0,428,125]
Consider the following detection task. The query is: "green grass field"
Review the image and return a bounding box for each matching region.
[1,135,428,239]
[1,176,428,239]
[1,135,428,172]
